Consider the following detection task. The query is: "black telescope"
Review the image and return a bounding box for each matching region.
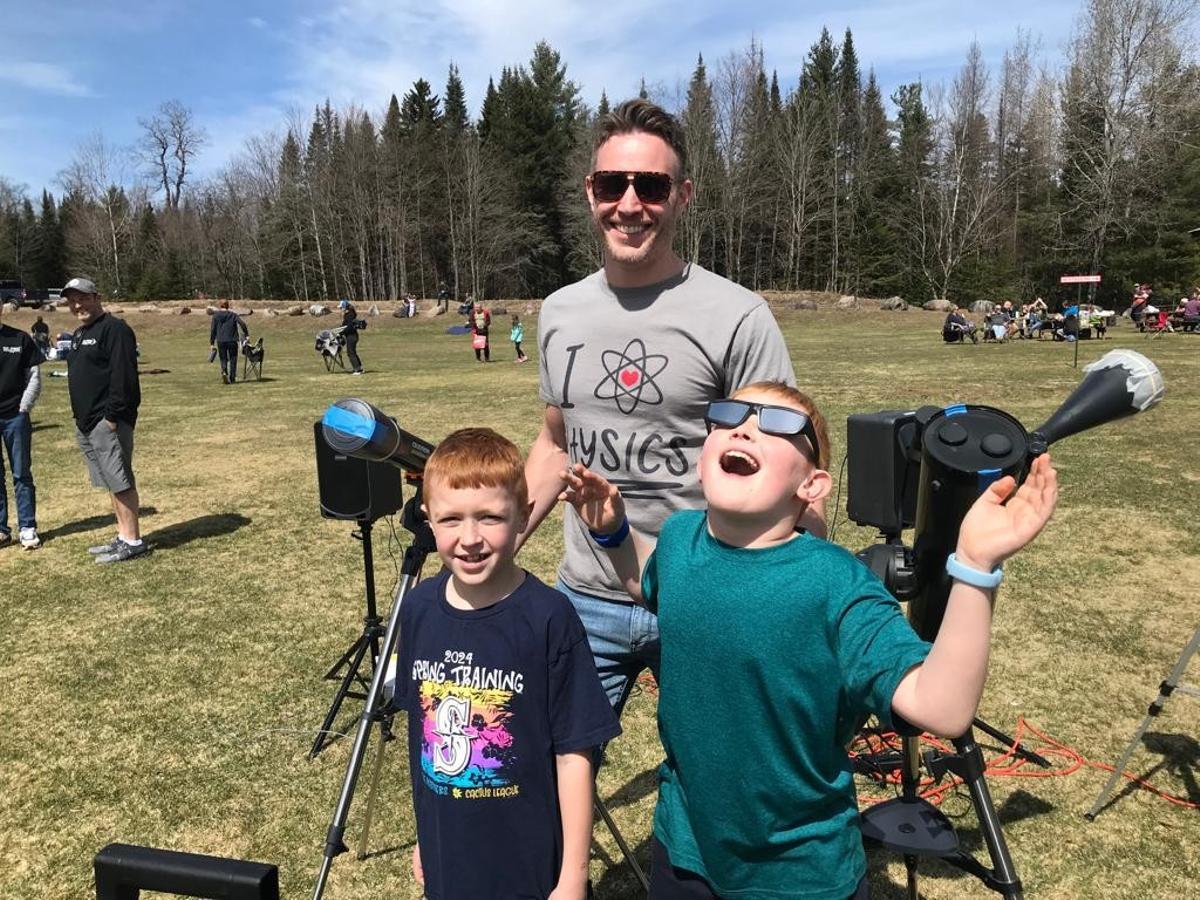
[320,398,435,473]
[849,349,1165,641]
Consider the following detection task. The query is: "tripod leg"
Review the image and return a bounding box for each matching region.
[954,730,1023,899]
[356,723,393,859]
[972,717,1051,769]
[310,635,372,759]
[595,794,648,893]
[1086,627,1200,820]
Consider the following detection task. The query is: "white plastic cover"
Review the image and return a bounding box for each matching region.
[1084,349,1165,411]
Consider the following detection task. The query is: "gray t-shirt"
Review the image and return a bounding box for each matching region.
[538,263,796,601]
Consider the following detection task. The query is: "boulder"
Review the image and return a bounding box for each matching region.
[178,306,191,315]
[1,302,18,313]
[923,298,954,312]
[835,295,859,310]
[969,300,994,314]
[138,304,160,313]
[285,305,306,316]
[424,305,445,317]
[263,308,279,317]
[791,299,820,311]
[879,295,908,311]
[308,304,330,317]
[232,308,252,317]
[367,304,380,316]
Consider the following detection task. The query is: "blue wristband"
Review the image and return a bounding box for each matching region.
[945,553,1003,589]
[589,517,630,548]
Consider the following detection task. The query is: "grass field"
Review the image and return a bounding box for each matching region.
[1,301,1197,899]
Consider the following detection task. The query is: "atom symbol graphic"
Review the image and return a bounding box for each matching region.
[594,339,669,414]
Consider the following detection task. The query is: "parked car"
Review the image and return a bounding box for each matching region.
[0,279,25,305]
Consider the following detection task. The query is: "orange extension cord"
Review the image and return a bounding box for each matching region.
[632,675,1197,812]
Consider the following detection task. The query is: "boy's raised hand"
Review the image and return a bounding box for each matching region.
[559,463,626,535]
[956,453,1058,572]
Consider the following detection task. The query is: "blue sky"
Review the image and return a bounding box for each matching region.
[0,0,1083,199]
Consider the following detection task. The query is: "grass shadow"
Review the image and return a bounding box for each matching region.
[30,421,59,433]
[1090,730,1200,816]
[39,505,159,543]
[145,512,252,550]
[602,767,657,811]
[592,833,651,899]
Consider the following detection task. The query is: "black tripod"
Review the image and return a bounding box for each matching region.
[310,519,386,759]
[312,488,435,900]
[858,533,1044,899]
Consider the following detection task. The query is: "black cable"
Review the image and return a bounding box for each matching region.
[827,451,850,543]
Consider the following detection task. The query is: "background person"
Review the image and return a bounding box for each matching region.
[338,299,364,375]
[0,300,44,549]
[943,306,979,343]
[62,277,147,564]
[561,381,1057,900]
[208,300,248,384]
[511,313,528,363]
[522,99,803,733]
[471,302,492,362]
[30,315,50,355]
[397,428,619,900]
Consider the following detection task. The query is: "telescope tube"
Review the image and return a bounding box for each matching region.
[321,398,435,473]
[906,405,1028,642]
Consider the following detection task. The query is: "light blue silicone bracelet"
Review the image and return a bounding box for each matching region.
[945,552,1003,589]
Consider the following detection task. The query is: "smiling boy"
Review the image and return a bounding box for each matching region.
[395,427,619,900]
[561,381,1058,899]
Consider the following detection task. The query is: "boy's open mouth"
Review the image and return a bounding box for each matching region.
[720,450,759,476]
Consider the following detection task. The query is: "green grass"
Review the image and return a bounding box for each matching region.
[1,304,1197,899]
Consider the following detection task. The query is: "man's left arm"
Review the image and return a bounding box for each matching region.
[549,751,593,900]
[18,364,41,414]
[104,324,139,426]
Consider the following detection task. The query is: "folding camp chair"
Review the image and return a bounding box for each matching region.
[242,337,264,381]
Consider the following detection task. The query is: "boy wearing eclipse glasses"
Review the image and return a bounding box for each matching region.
[561,380,1058,899]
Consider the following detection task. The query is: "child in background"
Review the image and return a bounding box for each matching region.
[397,428,619,900]
[560,381,1057,899]
[511,313,528,363]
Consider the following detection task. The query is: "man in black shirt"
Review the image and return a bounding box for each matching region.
[338,299,364,375]
[63,277,148,564]
[30,315,50,355]
[0,301,44,549]
[209,300,249,384]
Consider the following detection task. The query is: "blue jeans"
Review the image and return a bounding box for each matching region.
[0,412,36,535]
[556,578,661,718]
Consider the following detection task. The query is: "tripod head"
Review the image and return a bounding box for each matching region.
[850,350,1164,639]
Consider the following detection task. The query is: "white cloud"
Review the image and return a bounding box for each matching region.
[0,62,93,98]
[249,16,267,29]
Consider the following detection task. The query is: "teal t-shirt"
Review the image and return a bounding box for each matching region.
[643,510,931,899]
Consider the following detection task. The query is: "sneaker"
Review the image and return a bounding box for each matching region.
[0,532,11,548]
[222,373,229,385]
[88,536,121,555]
[351,370,364,376]
[95,538,151,565]
[19,527,40,549]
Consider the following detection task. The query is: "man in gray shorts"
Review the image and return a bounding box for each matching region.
[63,277,147,563]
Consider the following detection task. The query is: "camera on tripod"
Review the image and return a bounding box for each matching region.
[845,349,1164,899]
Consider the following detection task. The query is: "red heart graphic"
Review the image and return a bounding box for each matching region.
[620,369,640,387]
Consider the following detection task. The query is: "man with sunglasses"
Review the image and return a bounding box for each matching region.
[522,98,808,731]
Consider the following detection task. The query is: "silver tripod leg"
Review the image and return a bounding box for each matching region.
[594,794,649,893]
[1086,626,1200,820]
[357,728,392,859]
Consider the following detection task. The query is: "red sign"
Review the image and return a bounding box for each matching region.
[1060,274,1102,284]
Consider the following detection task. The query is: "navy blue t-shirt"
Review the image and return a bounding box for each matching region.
[396,570,620,900]
[0,324,43,418]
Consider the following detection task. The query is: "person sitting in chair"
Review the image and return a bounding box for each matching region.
[943,307,978,344]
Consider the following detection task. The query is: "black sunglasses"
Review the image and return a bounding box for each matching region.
[705,399,821,462]
[590,170,674,204]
